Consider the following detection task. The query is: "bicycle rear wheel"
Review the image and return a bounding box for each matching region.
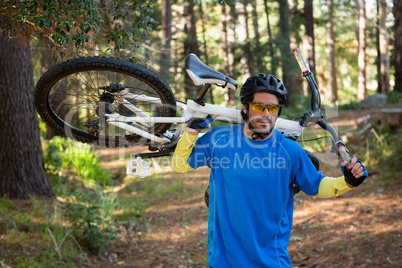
[34,57,177,148]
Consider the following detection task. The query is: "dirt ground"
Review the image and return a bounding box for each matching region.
[88,164,401,268]
[89,109,401,268]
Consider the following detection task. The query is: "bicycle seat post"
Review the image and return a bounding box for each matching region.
[193,84,211,106]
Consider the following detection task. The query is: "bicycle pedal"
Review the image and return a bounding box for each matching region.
[126,157,150,178]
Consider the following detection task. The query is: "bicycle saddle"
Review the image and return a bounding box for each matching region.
[185,53,237,91]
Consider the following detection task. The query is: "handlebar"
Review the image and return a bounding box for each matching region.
[293,48,352,164]
[293,49,321,111]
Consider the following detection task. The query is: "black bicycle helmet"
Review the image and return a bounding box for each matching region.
[240,74,287,140]
[240,73,287,104]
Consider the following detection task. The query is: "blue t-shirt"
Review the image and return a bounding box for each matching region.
[188,124,325,268]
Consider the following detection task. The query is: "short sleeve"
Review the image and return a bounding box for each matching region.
[187,131,213,169]
[291,145,325,196]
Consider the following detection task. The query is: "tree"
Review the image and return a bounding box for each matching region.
[278,0,295,106]
[183,0,201,100]
[357,0,368,101]
[251,0,263,72]
[263,0,277,75]
[160,0,172,81]
[378,0,390,93]
[236,1,251,82]
[0,0,157,198]
[242,2,257,76]
[0,21,54,198]
[304,0,316,77]
[394,0,402,92]
[228,2,237,106]
[327,0,338,102]
[199,0,214,104]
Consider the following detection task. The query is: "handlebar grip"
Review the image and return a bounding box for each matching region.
[338,145,352,164]
[293,48,310,73]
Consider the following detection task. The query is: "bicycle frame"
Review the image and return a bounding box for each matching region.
[100,49,351,177]
[110,49,351,177]
[105,93,304,144]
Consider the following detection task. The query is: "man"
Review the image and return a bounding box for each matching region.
[171,74,368,268]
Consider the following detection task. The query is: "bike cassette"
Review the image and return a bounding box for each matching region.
[126,157,150,178]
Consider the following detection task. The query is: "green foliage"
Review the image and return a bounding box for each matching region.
[346,123,402,181]
[387,90,401,104]
[280,94,311,120]
[43,136,111,188]
[39,136,148,256]
[63,201,116,255]
[0,135,146,260]
[13,0,102,47]
[368,130,401,179]
[6,0,158,58]
[0,198,86,267]
[103,0,157,56]
[338,101,361,110]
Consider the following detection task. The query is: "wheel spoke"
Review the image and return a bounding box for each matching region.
[49,70,162,136]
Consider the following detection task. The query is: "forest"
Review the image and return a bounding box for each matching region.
[0,0,401,267]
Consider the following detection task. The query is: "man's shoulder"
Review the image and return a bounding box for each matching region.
[206,124,241,136]
[197,124,240,145]
[274,131,304,151]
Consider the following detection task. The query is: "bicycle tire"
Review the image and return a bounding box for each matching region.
[34,57,177,148]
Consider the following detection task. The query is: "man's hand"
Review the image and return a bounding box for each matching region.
[340,157,368,188]
[186,115,218,134]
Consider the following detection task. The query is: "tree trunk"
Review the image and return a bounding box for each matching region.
[221,4,236,106]
[222,4,229,71]
[393,0,402,92]
[304,0,316,76]
[199,0,214,104]
[0,22,53,199]
[327,0,338,102]
[278,0,294,106]
[378,0,390,94]
[226,3,237,106]
[160,0,172,82]
[252,0,262,72]
[376,1,382,92]
[263,0,277,75]
[236,2,251,82]
[243,3,255,76]
[357,0,368,101]
[183,0,200,100]
[288,0,303,97]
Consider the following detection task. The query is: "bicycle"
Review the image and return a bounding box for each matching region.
[34,49,352,179]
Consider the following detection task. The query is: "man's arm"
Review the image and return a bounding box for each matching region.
[315,157,368,198]
[171,128,198,173]
[171,115,217,173]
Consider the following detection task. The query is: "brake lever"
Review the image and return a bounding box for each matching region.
[294,48,352,166]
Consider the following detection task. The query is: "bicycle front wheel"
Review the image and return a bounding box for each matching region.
[34,57,177,148]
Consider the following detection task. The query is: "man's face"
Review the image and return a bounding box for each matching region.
[243,92,280,135]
